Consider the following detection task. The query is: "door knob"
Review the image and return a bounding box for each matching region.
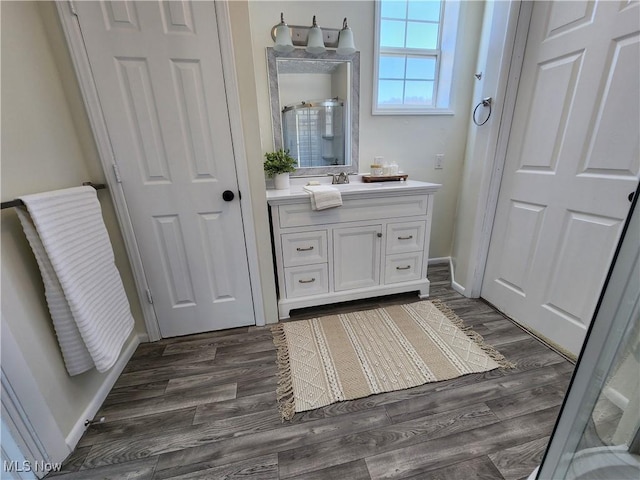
[222,190,235,202]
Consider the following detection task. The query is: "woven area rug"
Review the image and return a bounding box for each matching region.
[271,299,514,420]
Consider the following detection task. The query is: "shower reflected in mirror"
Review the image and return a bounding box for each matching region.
[282,98,345,168]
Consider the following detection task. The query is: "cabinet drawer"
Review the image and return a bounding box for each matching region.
[281,231,328,267]
[278,194,429,228]
[285,264,329,298]
[385,252,424,284]
[386,221,426,254]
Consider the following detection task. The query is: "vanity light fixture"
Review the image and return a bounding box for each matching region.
[306,16,325,54]
[270,15,356,54]
[336,18,356,55]
[274,13,294,53]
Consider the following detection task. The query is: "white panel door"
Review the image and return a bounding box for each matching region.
[74,1,254,337]
[482,0,639,355]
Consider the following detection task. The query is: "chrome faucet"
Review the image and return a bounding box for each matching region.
[329,172,350,184]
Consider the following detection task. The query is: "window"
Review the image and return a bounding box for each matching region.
[373,0,459,115]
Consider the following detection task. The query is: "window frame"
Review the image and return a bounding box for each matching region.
[373,0,459,115]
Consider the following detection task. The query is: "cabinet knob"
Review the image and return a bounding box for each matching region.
[377,232,383,238]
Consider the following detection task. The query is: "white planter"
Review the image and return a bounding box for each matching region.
[274,173,290,190]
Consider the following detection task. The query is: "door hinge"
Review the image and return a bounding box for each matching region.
[146,289,154,304]
[68,0,78,16]
[112,164,123,183]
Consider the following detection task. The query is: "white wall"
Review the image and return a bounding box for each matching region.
[333,62,349,102]
[247,0,484,258]
[279,73,333,106]
[0,1,145,438]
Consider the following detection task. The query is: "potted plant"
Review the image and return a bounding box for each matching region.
[264,149,297,190]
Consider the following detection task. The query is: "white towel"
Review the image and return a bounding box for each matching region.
[16,186,134,375]
[16,209,95,375]
[303,185,343,211]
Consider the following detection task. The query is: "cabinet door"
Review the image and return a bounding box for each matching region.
[333,225,382,291]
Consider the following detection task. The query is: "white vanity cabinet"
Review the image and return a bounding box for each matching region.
[267,180,441,319]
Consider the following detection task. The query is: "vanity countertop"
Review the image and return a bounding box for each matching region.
[266,175,441,204]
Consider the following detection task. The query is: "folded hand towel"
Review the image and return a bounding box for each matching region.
[17,186,134,375]
[303,185,343,211]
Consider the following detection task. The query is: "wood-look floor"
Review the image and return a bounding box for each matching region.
[48,265,574,479]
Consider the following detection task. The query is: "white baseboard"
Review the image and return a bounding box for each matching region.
[449,257,467,295]
[428,256,451,265]
[451,279,466,295]
[137,332,150,344]
[65,333,141,448]
[430,256,467,294]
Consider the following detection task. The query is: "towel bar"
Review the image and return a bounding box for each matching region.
[1,183,107,210]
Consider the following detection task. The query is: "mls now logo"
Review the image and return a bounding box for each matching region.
[3,460,62,474]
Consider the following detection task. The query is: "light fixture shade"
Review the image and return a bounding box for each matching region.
[274,13,294,53]
[337,18,356,55]
[306,16,325,54]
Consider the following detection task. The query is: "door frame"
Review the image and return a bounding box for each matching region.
[56,1,265,340]
[450,0,533,297]
[470,0,533,297]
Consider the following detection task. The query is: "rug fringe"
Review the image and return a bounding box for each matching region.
[270,324,296,421]
[430,299,516,370]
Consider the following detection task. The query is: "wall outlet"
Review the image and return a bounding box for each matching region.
[435,154,444,169]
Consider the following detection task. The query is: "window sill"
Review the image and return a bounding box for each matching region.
[372,108,454,116]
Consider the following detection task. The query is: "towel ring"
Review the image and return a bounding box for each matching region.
[473,97,492,126]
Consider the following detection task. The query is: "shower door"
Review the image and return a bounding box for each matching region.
[282,99,345,168]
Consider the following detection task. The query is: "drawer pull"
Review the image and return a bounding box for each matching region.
[298,278,316,284]
[398,235,414,240]
[296,246,314,252]
[396,265,411,270]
